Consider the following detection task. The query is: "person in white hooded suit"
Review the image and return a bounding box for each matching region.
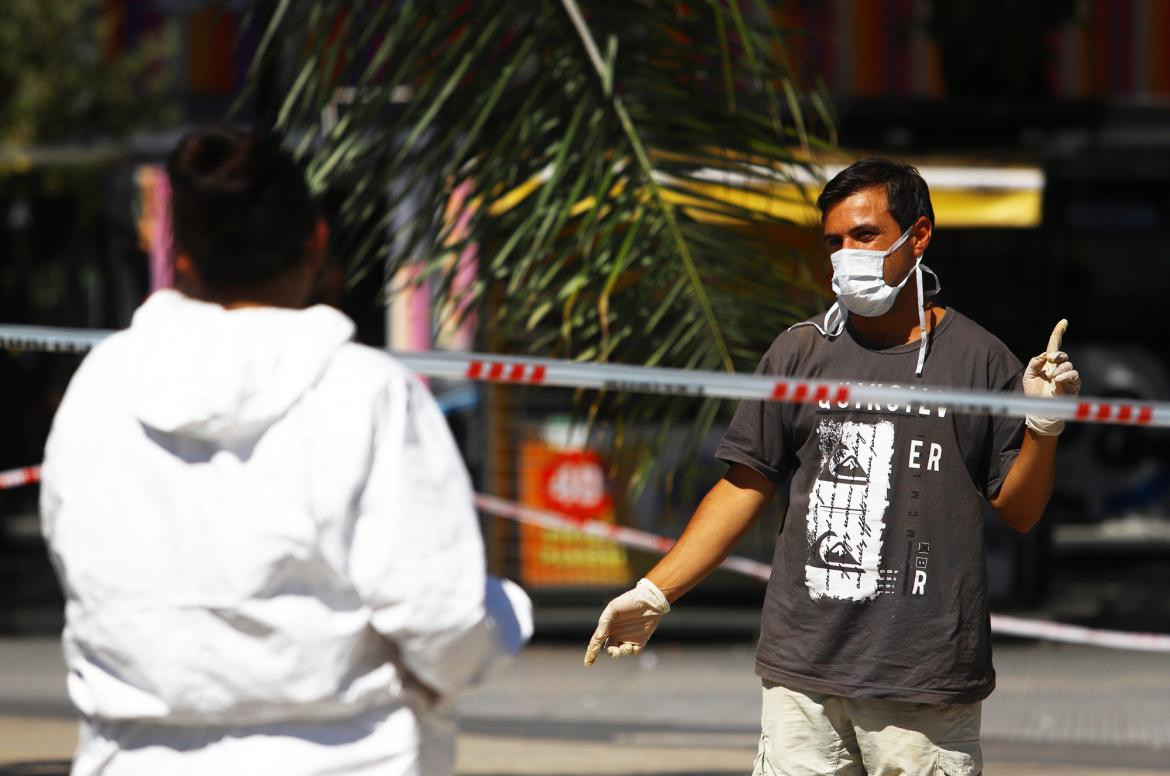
[39,126,531,776]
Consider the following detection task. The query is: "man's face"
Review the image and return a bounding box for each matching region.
[821,186,916,286]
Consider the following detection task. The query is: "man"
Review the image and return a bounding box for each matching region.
[40,126,531,776]
[584,159,1079,775]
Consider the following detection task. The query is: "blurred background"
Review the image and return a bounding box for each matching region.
[2,1,1170,773]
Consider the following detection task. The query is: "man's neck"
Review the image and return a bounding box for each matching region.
[846,281,946,347]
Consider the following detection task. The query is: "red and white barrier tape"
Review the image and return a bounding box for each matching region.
[474,493,1170,653]
[6,462,1170,651]
[2,325,1168,428]
[473,492,773,582]
[987,614,1170,653]
[0,465,42,491]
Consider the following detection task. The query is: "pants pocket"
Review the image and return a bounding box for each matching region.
[934,747,980,776]
[753,734,780,776]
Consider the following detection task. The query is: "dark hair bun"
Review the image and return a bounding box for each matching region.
[167,126,316,290]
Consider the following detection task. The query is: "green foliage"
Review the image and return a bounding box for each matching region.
[0,0,177,146]
[249,0,835,480]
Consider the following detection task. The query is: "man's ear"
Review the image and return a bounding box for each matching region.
[171,256,202,298]
[174,253,200,287]
[307,218,329,272]
[912,215,933,256]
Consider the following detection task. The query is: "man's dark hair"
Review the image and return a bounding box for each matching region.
[167,126,316,290]
[816,158,934,231]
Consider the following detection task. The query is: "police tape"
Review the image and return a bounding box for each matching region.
[473,492,773,581]
[987,614,1170,652]
[0,465,41,491]
[473,493,1170,653]
[5,462,1170,652]
[0,460,767,577]
[2,324,1169,428]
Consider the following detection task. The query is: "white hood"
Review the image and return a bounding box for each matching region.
[128,290,355,441]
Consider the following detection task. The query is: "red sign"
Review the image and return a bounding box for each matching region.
[540,451,612,520]
[518,441,629,588]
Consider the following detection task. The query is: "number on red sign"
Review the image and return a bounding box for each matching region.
[547,460,606,511]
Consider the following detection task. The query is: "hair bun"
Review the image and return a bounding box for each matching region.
[177,126,246,180]
[166,125,316,291]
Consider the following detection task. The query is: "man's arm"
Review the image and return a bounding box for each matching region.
[583,464,776,664]
[646,463,777,601]
[991,319,1081,533]
[989,430,1057,533]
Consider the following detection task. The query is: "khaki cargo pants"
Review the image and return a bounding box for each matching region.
[752,681,982,776]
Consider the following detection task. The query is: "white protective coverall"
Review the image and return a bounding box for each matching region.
[40,289,532,776]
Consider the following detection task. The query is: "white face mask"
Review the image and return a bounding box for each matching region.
[792,224,941,376]
[831,226,916,318]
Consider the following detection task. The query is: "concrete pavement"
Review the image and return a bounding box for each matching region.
[2,637,1169,774]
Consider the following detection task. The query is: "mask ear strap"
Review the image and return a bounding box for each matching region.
[885,225,915,256]
[920,264,941,297]
[823,303,846,336]
[788,301,846,338]
[915,264,928,376]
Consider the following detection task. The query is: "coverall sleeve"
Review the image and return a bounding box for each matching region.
[348,373,522,697]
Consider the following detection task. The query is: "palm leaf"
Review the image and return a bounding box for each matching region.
[242,0,835,486]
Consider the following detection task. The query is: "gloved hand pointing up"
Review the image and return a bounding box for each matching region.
[1023,319,1082,435]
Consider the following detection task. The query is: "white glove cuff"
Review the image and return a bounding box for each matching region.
[637,578,671,614]
[1025,415,1065,436]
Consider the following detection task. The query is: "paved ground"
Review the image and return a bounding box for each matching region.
[2,636,1169,774]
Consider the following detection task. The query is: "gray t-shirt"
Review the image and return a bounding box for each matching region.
[716,309,1024,704]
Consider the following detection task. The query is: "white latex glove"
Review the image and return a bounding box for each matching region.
[583,578,670,666]
[1022,319,1082,435]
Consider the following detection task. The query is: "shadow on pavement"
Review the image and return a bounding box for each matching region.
[0,763,70,776]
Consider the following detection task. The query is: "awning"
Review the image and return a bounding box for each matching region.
[488,158,1045,229]
[672,163,1044,228]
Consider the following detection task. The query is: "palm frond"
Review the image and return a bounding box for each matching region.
[242,0,836,481]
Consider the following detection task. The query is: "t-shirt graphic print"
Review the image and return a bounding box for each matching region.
[715,309,1026,704]
[805,419,896,602]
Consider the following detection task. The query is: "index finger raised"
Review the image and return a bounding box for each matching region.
[1046,319,1068,360]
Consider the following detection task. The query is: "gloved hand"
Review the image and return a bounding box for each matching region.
[1023,319,1081,435]
[583,578,670,666]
